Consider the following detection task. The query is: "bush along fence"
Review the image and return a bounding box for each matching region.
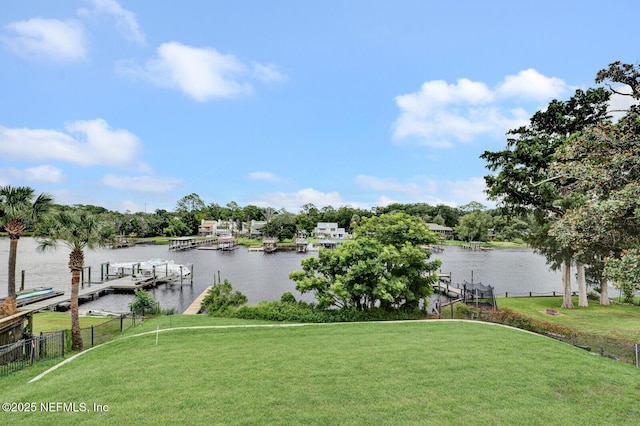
[0,331,65,377]
[455,305,640,368]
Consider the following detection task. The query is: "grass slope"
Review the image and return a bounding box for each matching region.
[31,312,112,334]
[3,320,639,425]
[498,296,640,341]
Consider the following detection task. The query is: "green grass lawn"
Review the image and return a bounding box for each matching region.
[31,312,113,334]
[498,296,640,341]
[3,320,640,425]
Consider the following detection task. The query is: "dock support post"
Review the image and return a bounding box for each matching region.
[21,270,25,291]
[28,312,33,336]
[191,264,194,286]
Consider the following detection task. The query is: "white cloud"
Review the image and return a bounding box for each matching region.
[252,188,345,212]
[0,119,141,167]
[356,174,437,195]
[441,177,491,207]
[251,62,287,83]
[78,0,146,46]
[101,174,183,192]
[392,69,569,147]
[357,174,492,208]
[119,41,285,101]
[248,171,288,182]
[496,69,567,100]
[1,165,66,184]
[1,18,87,62]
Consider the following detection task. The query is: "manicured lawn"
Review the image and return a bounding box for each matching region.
[498,296,640,341]
[2,320,639,425]
[31,312,113,334]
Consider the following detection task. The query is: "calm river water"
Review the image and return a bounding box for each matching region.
[0,238,568,313]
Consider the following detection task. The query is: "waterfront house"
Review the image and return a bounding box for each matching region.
[198,219,235,237]
[250,220,267,239]
[313,222,346,239]
[427,223,454,240]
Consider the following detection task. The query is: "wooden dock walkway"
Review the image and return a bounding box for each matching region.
[17,275,172,314]
[433,283,463,298]
[183,286,211,315]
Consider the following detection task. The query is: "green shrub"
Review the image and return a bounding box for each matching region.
[129,289,158,315]
[479,308,574,336]
[455,303,480,319]
[280,292,297,304]
[202,279,248,314]
[221,300,427,323]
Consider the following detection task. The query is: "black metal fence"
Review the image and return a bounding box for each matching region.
[79,313,141,348]
[0,331,65,376]
[547,331,640,367]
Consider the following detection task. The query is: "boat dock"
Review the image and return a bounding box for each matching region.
[182,286,212,315]
[169,237,217,251]
[17,272,191,314]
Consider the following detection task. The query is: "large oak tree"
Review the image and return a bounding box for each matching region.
[481,88,611,308]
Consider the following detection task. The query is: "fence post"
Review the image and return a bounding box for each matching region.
[635,343,639,368]
[61,330,65,358]
[91,325,95,347]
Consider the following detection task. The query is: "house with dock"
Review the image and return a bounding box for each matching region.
[249,220,267,239]
[313,222,347,239]
[427,223,454,240]
[198,219,236,237]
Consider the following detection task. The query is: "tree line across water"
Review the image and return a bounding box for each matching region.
[51,198,533,244]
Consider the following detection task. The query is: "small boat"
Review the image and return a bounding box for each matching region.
[14,287,63,307]
[16,287,55,301]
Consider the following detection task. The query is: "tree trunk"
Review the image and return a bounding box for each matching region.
[70,268,83,351]
[8,237,18,299]
[599,278,610,306]
[561,259,574,309]
[577,262,588,307]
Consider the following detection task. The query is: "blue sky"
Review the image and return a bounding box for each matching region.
[0,1,637,213]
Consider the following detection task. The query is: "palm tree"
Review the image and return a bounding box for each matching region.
[0,186,53,300]
[35,210,115,351]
